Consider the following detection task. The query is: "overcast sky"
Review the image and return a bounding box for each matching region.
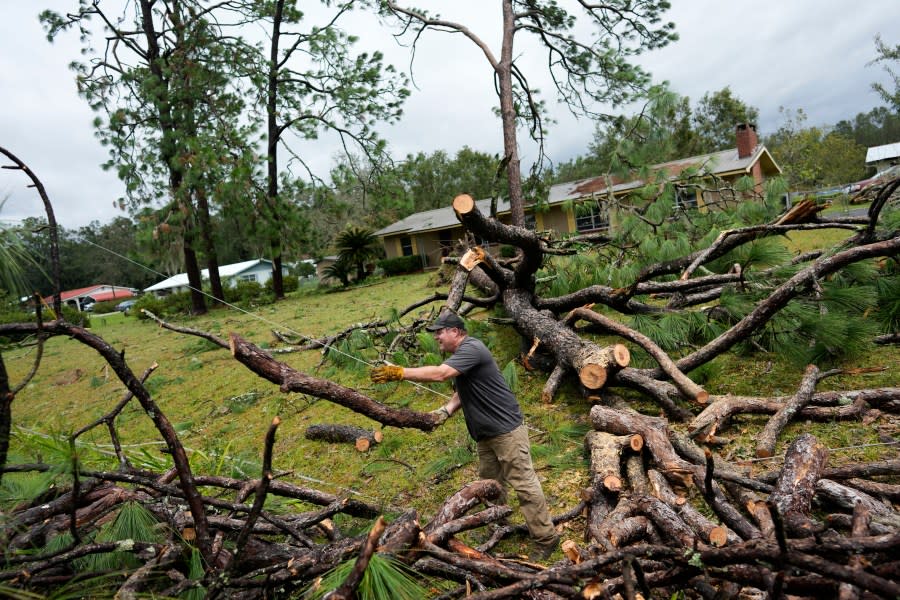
[1,1,898,229]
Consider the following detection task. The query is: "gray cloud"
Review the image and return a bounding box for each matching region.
[2,1,897,229]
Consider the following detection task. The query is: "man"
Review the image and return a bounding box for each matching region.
[371,311,560,559]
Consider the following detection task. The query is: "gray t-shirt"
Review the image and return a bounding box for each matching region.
[444,336,523,441]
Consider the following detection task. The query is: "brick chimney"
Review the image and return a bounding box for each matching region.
[736,123,758,159]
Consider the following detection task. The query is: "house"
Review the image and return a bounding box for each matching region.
[865,141,900,172]
[546,123,782,234]
[144,258,285,297]
[374,200,514,270]
[44,285,137,312]
[48,285,137,312]
[374,124,782,267]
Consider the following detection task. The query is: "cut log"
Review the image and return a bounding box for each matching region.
[304,424,383,452]
[577,343,630,390]
[570,307,708,403]
[589,405,696,481]
[452,193,476,216]
[635,494,698,548]
[768,433,828,536]
[584,431,643,493]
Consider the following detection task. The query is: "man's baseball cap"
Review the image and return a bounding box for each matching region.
[426,312,466,331]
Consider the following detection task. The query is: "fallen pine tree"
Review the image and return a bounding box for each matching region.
[1,149,899,598]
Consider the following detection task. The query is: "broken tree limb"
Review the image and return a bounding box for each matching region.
[648,469,738,547]
[305,424,383,452]
[689,388,897,438]
[423,480,505,539]
[540,364,568,403]
[837,501,871,600]
[756,364,820,458]
[227,333,444,431]
[814,479,897,520]
[670,235,900,376]
[570,306,708,403]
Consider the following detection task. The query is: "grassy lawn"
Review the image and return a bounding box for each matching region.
[5,260,898,550]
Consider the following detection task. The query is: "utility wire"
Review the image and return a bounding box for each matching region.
[74,235,453,401]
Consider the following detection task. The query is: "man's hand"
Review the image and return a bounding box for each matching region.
[429,406,451,425]
[370,365,404,384]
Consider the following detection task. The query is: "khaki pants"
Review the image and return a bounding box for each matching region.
[476,424,557,544]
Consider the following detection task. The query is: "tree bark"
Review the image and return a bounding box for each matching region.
[228,333,444,431]
[756,364,820,458]
[305,424,383,452]
[768,433,829,536]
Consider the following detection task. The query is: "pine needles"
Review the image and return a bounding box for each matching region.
[303,553,431,600]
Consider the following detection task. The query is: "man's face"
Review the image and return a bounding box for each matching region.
[432,327,463,353]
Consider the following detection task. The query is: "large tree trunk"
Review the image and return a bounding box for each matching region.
[265,0,286,300]
[196,186,225,304]
[182,235,207,316]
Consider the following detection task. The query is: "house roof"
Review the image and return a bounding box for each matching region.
[144,259,273,292]
[46,285,135,303]
[375,144,781,238]
[548,144,781,203]
[866,141,900,164]
[374,198,511,237]
[89,290,136,302]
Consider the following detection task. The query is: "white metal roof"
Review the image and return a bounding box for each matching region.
[866,142,900,164]
[144,259,272,292]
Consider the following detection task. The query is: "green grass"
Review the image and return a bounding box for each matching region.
[5,267,899,536]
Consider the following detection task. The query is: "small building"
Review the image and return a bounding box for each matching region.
[144,259,285,297]
[865,141,900,172]
[44,285,137,312]
[375,124,781,268]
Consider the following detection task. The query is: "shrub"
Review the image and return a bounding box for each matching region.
[265,274,299,293]
[377,255,423,276]
[91,300,118,314]
[133,294,168,320]
[61,304,90,327]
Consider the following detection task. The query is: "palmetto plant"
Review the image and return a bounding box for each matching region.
[0,200,42,297]
[335,226,382,282]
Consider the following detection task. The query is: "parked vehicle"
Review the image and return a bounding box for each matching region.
[845,164,900,193]
[115,299,137,313]
[83,302,95,312]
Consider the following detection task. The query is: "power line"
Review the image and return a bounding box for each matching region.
[74,235,452,401]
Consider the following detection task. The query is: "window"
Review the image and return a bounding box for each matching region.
[400,236,413,256]
[575,203,609,233]
[524,212,537,230]
[240,274,257,282]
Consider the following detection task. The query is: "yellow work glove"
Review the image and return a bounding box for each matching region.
[370,364,404,384]
[430,406,451,425]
